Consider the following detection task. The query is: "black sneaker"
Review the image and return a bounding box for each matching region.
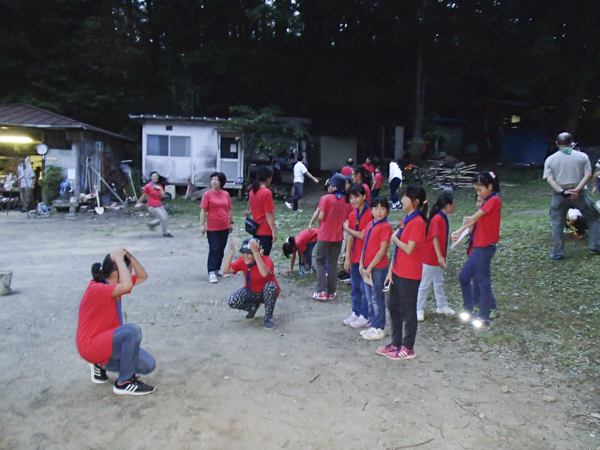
[549,253,564,260]
[89,363,108,384]
[264,319,275,330]
[163,232,173,238]
[113,376,155,396]
[246,310,256,320]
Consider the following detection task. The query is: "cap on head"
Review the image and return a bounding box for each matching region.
[240,238,264,255]
[556,132,573,146]
[329,173,349,193]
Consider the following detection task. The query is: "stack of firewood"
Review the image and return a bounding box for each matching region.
[422,160,478,190]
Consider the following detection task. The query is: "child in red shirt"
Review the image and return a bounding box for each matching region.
[357,196,393,341]
[223,237,280,329]
[352,165,372,204]
[416,192,456,321]
[248,166,277,256]
[452,172,502,328]
[377,186,428,361]
[309,173,353,301]
[77,249,156,395]
[342,184,372,328]
[282,228,318,275]
[371,167,384,198]
[136,171,172,237]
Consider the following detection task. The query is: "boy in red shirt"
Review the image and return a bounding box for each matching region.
[371,167,384,198]
[309,173,353,301]
[223,237,280,329]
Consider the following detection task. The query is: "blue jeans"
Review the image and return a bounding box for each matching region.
[206,229,229,273]
[389,178,401,204]
[472,279,497,309]
[363,266,388,329]
[350,263,368,318]
[287,182,304,210]
[104,324,156,383]
[459,245,497,321]
[371,189,381,198]
[300,241,317,270]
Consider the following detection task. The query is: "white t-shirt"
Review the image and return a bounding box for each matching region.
[567,208,582,221]
[293,161,308,183]
[389,161,402,181]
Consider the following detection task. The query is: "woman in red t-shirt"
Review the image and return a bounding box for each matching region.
[377,186,428,361]
[200,172,234,283]
[76,248,156,395]
[282,228,318,275]
[136,171,172,238]
[416,192,456,322]
[248,166,277,256]
[452,172,502,329]
[222,237,280,329]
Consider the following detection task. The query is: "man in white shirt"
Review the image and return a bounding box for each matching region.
[285,155,320,211]
[388,159,403,209]
[543,132,599,258]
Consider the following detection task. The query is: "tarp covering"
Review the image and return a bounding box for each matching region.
[500,128,549,164]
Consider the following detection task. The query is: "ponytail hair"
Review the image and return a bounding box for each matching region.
[403,185,428,221]
[91,253,131,283]
[282,236,296,258]
[474,171,500,193]
[428,192,454,225]
[252,166,273,194]
[352,165,372,187]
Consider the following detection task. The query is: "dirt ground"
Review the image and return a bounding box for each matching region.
[0,193,598,449]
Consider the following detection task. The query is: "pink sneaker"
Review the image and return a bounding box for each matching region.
[312,292,330,301]
[327,292,337,300]
[375,343,399,356]
[386,346,416,361]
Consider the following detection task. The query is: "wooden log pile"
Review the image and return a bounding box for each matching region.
[422,161,478,190]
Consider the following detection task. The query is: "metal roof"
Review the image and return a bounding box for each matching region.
[129,114,312,125]
[0,103,134,141]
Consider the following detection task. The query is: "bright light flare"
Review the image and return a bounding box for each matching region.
[459,311,471,322]
[0,136,33,143]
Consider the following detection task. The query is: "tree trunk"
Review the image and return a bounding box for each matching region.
[411,0,428,160]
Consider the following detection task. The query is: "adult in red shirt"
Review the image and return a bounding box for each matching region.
[452,172,502,328]
[309,173,353,300]
[200,172,234,283]
[76,248,156,395]
[362,157,375,174]
[341,158,354,177]
[416,192,456,321]
[136,171,173,237]
[282,228,318,275]
[377,186,427,361]
[248,166,277,256]
[223,237,280,329]
[352,165,372,204]
[371,167,384,198]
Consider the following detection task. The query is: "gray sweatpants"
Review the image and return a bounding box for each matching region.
[550,190,600,256]
[148,206,169,234]
[417,263,449,311]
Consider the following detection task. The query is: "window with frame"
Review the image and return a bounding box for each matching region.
[147,135,190,157]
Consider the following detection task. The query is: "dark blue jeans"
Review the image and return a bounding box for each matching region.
[363,266,388,329]
[104,324,156,383]
[389,178,401,204]
[256,235,273,256]
[371,188,381,198]
[300,241,317,270]
[287,182,304,210]
[207,229,230,273]
[472,279,497,310]
[350,263,368,318]
[459,245,497,321]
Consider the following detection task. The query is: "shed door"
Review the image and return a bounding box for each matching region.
[217,136,241,185]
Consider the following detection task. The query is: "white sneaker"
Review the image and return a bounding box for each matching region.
[208,272,218,283]
[349,315,371,329]
[417,310,425,322]
[359,327,372,336]
[343,312,358,326]
[362,327,385,341]
[285,202,293,210]
[436,306,455,316]
[217,270,230,278]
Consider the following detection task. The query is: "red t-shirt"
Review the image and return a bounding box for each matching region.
[373,172,384,190]
[143,183,163,207]
[249,186,275,236]
[347,206,373,263]
[231,256,280,294]
[200,189,232,231]
[422,213,449,266]
[473,195,502,247]
[362,220,393,269]
[363,163,375,174]
[340,166,353,176]
[76,275,137,365]
[392,215,427,280]
[363,183,372,205]
[295,228,318,255]
[317,194,353,242]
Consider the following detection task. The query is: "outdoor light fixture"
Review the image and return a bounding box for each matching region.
[0,136,34,143]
